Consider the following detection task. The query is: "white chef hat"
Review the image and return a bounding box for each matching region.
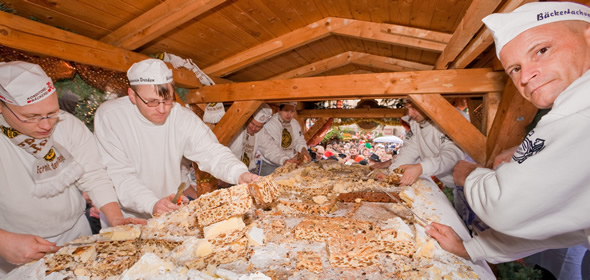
[253,104,273,123]
[280,102,297,107]
[127,58,173,85]
[0,61,55,106]
[483,2,590,58]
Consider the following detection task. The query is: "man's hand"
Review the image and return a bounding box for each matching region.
[426,222,470,259]
[300,148,312,163]
[399,163,422,186]
[152,194,181,216]
[493,146,519,169]
[238,172,260,184]
[0,230,59,265]
[453,160,479,186]
[284,157,298,165]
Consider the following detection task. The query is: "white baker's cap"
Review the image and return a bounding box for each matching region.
[253,104,272,123]
[280,102,297,107]
[127,59,173,85]
[0,61,55,106]
[483,2,590,58]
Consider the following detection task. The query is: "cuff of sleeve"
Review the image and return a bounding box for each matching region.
[463,238,484,262]
[419,159,435,176]
[88,188,119,210]
[279,156,290,165]
[144,198,159,218]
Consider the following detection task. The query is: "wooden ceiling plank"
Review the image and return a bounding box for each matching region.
[188,68,506,103]
[298,108,405,119]
[269,51,361,80]
[353,53,434,71]
[450,0,534,69]
[483,92,502,136]
[100,0,227,50]
[409,94,486,165]
[212,100,263,145]
[485,80,538,167]
[0,12,203,88]
[434,0,502,69]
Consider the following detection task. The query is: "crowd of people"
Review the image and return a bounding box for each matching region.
[0,1,588,278]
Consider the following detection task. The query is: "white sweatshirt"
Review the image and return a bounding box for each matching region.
[258,114,307,165]
[388,116,465,188]
[228,127,260,170]
[94,97,248,218]
[464,70,590,261]
[0,113,118,237]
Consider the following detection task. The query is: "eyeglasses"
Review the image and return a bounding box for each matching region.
[2,102,62,123]
[134,91,174,107]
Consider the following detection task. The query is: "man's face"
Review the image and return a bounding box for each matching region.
[0,93,60,139]
[128,84,174,125]
[405,103,426,123]
[246,119,265,135]
[350,148,359,156]
[500,21,590,109]
[278,105,296,122]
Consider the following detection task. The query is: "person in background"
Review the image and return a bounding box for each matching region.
[0,61,144,275]
[257,102,311,175]
[427,3,590,279]
[386,101,465,188]
[94,58,259,219]
[228,104,273,175]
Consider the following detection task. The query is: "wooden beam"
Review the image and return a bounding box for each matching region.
[485,80,537,167]
[483,92,502,135]
[304,118,330,142]
[353,53,434,72]
[100,0,226,50]
[188,69,507,103]
[435,0,502,69]
[409,94,486,165]
[269,51,361,80]
[451,0,534,69]
[333,19,451,52]
[0,12,203,88]
[204,17,451,77]
[212,101,262,145]
[298,108,405,119]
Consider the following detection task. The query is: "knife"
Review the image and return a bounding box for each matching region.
[171,182,187,204]
[383,191,429,227]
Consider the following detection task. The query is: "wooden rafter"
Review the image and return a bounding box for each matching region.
[298,108,405,119]
[451,0,534,69]
[101,0,227,50]
[188,69,506,103]
[304,118,330,142]
[0,12,203,88]
[203,17,451,77]
[269,51,433,80]
[212,100,263,145]
[409,94,486,165]
[485,80,537,167]
[435,0,502,70]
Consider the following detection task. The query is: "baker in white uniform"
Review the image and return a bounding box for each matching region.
[257,102,311,176]
[94,59,259,219]
[427,1,590,270]
[228,104,272,174]
[0,61,143,276]
[386,101,466,188]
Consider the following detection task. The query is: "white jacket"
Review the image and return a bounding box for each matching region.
[464,70,590,261]
[388,116,465,188]
[258,114,306,165]
[228,127,260,170]
[0,113,117,237]
[94,97,248,218]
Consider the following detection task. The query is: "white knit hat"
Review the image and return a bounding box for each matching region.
[0,61,55,106]
[127,59,173,85]
[253,104,272,123]
[483,2,590,58]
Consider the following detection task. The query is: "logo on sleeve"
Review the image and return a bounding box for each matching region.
[513,130,545,164]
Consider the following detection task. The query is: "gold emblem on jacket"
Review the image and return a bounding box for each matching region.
[281,128,292,148]
[44,148,56,161]
[242,152,250,168]
[1,126,21,139]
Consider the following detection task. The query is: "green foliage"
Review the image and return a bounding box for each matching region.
[55,75,107,132]
[175,86,188,103]
[442,187,454,204]
[495,261,542,280]
[322,128,344,144]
